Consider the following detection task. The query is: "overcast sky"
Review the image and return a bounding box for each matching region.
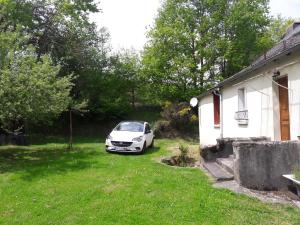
[90,0,300,52]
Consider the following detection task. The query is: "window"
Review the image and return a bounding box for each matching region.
[145,124,151,133]
[213,93,220,126]
[235,88,248,125]
[238,88,246,111]
[115,122,144,132]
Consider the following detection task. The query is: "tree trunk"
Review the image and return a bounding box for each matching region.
[69,109,73,150]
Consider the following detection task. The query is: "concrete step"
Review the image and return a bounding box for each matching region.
[216,157,234,174]
[203,161,234,181]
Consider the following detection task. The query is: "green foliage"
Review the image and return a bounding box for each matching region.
[178,143,189,166]
[154,101,198,138]
[0,0,295,131]
[86,50,143,119]
[0,0,146,122]
[0,32,73,133]
[142,0,273,102]
[154,120,172,138]
[267,15,295,43]
[161,101,198,129]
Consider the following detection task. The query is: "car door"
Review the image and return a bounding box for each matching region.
[144,123,153,146]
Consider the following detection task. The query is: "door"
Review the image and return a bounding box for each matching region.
[278,76,290,140]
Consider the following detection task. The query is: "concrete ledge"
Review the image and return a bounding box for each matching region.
[200,136,270,162]
[233,141,300,190]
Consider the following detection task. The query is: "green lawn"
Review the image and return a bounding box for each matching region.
[0,138,299,225]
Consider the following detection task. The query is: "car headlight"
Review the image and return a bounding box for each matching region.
[132,136,143,142]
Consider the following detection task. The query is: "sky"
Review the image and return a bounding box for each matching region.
[90,0,300,52]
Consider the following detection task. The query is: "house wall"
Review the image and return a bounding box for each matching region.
[198,95,221,145]
[221,72,274,140]
[199,52,300,146]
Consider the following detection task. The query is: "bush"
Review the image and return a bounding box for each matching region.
[153,120,171,138]
[178,144,189,166]
[154,101,198,138]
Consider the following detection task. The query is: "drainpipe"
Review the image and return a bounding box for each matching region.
[213,89,223,139]
[198,100,201,147]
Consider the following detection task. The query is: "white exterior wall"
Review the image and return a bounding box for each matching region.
[199,95,221,145]
[199,52,300,146]
[221,72,274,139]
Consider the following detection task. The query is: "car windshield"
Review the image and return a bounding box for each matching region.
[114,122,144,132]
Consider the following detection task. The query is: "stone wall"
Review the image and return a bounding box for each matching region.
[200,137,270,162]
[233,141,300,190]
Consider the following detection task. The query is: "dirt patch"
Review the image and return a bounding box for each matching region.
[161,155,197,167]
[167,145,200,160]
[160,145,200,167]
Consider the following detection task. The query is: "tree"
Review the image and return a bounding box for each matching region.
[142,0,272,102]
[0,32,73,133]
[267,15,294,44]
[0,0,106,99]
[68,100,88,150]
[114,50,142,108]
[0,0,133,121]
[222,0,271,77]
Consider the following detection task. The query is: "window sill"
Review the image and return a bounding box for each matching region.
[237,120,248,125]
[214,124,220,128]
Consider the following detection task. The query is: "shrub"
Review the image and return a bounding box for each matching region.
[178,144,189,166]
[154,101,198,138]
[153,120,171,138]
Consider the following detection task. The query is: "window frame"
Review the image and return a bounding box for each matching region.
[145,123,151,133]
[238,88,247,112]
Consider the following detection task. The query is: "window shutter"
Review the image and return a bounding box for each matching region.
[213,94,220,125]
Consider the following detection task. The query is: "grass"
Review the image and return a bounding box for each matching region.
[0,137,299,225]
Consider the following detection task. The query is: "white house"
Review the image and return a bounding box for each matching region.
[198,22,300,146]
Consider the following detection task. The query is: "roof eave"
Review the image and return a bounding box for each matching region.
[198,42,300,100]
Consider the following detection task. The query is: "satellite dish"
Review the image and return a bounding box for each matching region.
[190,97,198,108]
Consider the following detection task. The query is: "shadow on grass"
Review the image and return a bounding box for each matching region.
[107,146,161,156]
[144,146,160,155]
[28,135,106,146]
[0,145,108,181]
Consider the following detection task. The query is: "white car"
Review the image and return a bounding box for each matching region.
[105,121,154,154]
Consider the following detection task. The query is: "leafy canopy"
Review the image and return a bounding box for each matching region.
[0,31,73,132]
[142,0,273,102]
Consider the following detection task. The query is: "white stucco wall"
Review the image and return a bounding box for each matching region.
[198,95,221,146]
[199,52,300,146]
[221,73,274,140]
